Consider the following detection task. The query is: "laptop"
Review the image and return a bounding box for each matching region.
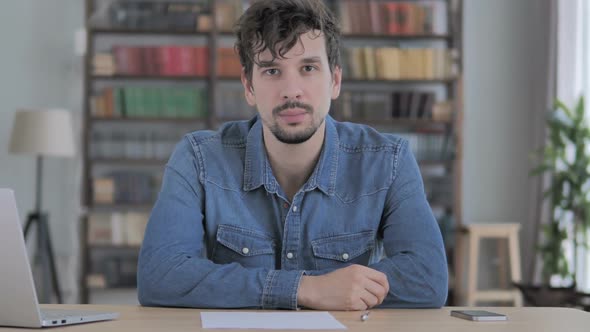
[0,188,119,328]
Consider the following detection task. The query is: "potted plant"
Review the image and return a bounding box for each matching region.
[515,96,590,309]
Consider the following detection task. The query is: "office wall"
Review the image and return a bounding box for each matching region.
[463,0,551,286]
[0,1,84,302]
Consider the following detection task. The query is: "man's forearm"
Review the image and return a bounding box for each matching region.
[369,252,448,308]
[137,249,304,309]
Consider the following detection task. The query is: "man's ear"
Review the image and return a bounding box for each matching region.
[331,65,342,100]
[241,69,256,106]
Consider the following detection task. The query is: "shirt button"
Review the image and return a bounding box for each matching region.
[286,252,294,259]
[283,203,289,209]
[292,205,298,212]
[342,253,349,260]
[242,247,250,255]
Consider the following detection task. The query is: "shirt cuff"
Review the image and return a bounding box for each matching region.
[261,270,305,309]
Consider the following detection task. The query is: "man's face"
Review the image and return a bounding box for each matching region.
[241,31,342,144]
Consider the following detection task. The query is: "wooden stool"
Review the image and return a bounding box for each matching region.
[457,223,523,306]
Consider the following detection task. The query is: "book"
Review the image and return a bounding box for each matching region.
[93,178,115,204]
[87,214,112,245]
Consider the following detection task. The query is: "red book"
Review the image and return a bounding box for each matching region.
[178,46,194,76]
[193,47,209,76]
[141,47,155,76]
[169,46,183,76]
[158,46,181,76]
[396,3,414,35]
[127,47,142,75]
[385,3,400,35]
[138,47,148,75]
[112,46,129,75]
[157,47,170,76]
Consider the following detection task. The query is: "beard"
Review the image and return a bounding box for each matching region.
[267,101,322,144]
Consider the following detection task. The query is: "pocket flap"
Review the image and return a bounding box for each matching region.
[311,230,375,262]
[216,225,275,256]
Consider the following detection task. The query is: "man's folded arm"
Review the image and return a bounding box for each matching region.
[137,139,303,309]
[369,140,448,308]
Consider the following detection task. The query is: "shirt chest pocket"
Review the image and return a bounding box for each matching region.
[311,231,376,270]
[212,224,277,269]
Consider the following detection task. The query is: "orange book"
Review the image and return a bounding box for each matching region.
[104,88,114,117]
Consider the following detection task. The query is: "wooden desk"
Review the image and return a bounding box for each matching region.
[0,305,588,331]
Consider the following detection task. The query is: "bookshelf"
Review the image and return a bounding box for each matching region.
[80,0,463,304]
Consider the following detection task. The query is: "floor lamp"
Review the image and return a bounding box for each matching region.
[8,109,75,304]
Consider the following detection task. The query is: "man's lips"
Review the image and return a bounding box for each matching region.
[278,108,308,116]
[277,109,308,123]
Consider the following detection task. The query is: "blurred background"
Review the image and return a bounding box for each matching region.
[0,0,589,309]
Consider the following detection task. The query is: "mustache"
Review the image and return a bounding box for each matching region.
[272,101,313,115]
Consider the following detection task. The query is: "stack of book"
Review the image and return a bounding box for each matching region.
[215,0,245,32]
[91,86,208,119]
[92,171,159,205]
[338,0,447,35]
[107,0,212,32]
[342,47,453,80]
[335,91,451,122]
[93,54,116,76]
[87,212,149,246]
[90,130,180,160]
[396,132,447,161]
[217,48,242,77]
[110,45,209,77]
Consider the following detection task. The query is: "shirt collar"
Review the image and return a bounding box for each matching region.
[242,115,339,196]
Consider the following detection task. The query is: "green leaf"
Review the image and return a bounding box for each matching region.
[575,95,585,121]
[555,99,573,118]
[530,164,549,176]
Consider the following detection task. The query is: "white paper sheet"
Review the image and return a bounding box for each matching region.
[200,311,347,330]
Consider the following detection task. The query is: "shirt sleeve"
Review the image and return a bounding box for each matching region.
[137,137,304,309]
[369,139,449,308]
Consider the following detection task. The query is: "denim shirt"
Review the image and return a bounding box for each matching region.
[137,115,448,309]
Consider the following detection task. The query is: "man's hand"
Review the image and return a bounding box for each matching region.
[297,264,389,310]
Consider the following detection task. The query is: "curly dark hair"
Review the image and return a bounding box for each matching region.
[233,0,341,83]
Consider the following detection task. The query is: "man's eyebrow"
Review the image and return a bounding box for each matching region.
[257,60,278,68]
[301,56,322,64]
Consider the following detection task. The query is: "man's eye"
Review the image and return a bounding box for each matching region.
[264,69,279,76]
[303,65,316,72]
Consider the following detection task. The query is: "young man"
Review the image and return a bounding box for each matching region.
[138,0,447,310]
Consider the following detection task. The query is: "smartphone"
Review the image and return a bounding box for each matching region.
[450,310,507,321]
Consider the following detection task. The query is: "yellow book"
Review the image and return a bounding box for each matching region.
[389,48,401,80]
[399,49,412,79]
[363,47,376,80]
[374,48,386,80]
[423,48,434,79]
[352,48,366,79]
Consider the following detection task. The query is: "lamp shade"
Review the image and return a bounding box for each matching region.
[9,109,75,157]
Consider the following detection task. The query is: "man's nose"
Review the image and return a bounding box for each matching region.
[280,72,303,100]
